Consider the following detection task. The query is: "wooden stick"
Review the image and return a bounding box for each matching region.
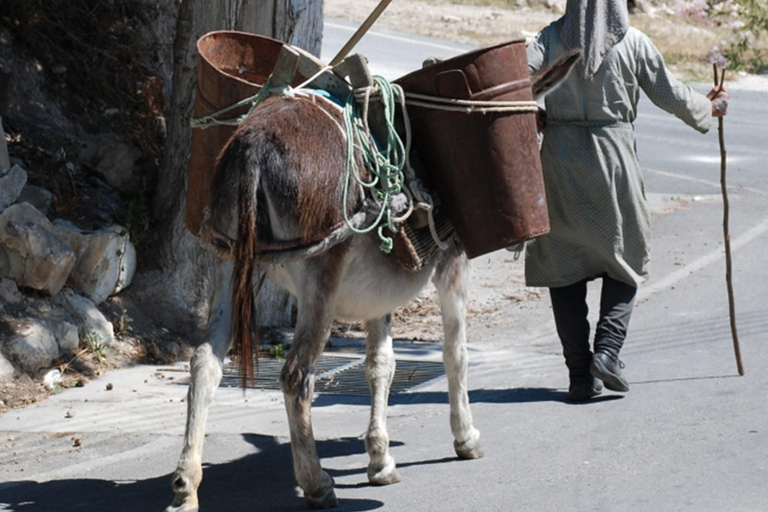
[713,63,744,376]
[330,0,394,66]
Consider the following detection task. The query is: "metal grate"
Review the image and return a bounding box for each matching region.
[220,354,445,395]
[220,355,360,390]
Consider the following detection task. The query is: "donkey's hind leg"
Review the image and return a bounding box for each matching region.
[364,315,401,485]
[280,252,345,509]
[166,259,234,512]
[433,244,484,460]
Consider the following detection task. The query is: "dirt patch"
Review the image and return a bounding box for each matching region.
[0,290,193,415]
[0,332,142,413]
[326,0,560,47]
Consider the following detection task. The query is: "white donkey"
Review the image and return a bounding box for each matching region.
[166,51,579,511]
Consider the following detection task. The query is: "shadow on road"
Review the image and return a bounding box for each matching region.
[630,374,741,385]
[0,435,383,512]
[313,387,569,408]
[331,455,459,490]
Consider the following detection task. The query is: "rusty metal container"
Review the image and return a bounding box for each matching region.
[395,39,548,259]
[186,31,284,236]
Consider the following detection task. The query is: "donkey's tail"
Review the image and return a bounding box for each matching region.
[220,137,260,388]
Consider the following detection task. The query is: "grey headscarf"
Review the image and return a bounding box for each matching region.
[556,0,630,79]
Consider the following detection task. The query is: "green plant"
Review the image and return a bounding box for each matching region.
[268,343,286,360]
[711,0,768,72]
[113,309,133,336]
[85,332,110,364]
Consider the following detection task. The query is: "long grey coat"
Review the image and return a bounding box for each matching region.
[525,25,712,288]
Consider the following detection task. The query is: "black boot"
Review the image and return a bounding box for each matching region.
[568,374,603,402]
[590,352,629,392]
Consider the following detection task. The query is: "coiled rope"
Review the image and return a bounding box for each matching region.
[341,76,411,253]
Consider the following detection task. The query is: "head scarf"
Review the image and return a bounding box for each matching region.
[556,0,630,79]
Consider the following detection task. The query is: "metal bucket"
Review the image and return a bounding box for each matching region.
[186,31,284,236]
[395,39,548,259]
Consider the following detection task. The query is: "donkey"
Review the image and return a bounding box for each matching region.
[166,50,580,511]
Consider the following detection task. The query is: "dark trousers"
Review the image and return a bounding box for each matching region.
[549,276,637,377]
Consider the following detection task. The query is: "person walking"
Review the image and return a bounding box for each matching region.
[525,0,729,401]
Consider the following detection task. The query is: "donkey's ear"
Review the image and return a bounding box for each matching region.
[530,49,582,100]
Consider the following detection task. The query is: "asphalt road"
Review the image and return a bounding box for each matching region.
[1,20,767,512]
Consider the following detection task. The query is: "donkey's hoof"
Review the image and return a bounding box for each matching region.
[367,458,401,486]
[305,486,338,509]
[165,506,198,512]
[165,475,199,512]
[454,431,484,460]
[164,501,199,512]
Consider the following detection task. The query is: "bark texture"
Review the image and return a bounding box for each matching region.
[153,0,324,328]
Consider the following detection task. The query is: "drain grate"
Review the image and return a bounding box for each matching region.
[220,355,445,395]
[220,355,360,390]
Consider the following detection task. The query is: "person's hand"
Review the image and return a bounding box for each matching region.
[707,84,729,117]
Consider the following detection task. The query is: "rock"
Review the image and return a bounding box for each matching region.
[54,321,80,355]
[5,319,59,374]
[544,0,567,13]
[56,289,115,346]
[0,203,76,295]
[17,185,54,215]
[79,135,143,193]
[0,351,16,381]
[77,185,125,225]
[54,223,137,304]
[0,164,27,212]
[0,116,9,172]
[116,237,137,294]
[0,70,10,118]
[629,0,653,14]
[0,276,22,303]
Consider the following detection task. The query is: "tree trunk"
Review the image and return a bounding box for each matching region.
[152,0,324,330]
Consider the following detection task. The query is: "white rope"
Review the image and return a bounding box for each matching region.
[285,65,335,94]
[404,92,539,114]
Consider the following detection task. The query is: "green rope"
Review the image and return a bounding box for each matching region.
[190,76,282,130]
[341,76,408,253]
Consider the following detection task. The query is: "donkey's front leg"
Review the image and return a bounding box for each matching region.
[166,259,234,512]
[364,315,401,485]
[433,247,483,460]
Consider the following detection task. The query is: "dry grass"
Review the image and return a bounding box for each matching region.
[632,14,727,82]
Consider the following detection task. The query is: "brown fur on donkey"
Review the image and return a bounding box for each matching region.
[209,96,364,387]
[167,50,580,512]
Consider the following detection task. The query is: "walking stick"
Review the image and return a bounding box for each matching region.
[330,0,394,66]
[713,63,744,376]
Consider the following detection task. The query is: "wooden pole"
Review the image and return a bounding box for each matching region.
[330,0,394,66]
[713,63,744,376]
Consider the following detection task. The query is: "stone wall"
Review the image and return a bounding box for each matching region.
[0,117,136,384]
